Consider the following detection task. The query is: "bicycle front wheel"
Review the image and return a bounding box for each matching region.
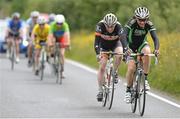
[11,49,15,70]
[40,53,45,81]
[138,74,146,116]
[131,74,138,113]
[107,67,115,110]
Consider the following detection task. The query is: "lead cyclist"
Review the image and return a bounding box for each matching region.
[124,7,160,103]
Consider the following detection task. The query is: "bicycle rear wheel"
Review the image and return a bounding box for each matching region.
[107,67,115,110]
[40,53,45,81]
[131,74,138,113]
[138,74,146,116]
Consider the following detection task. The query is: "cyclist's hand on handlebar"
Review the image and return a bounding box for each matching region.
[154,50,159,57]
[96,54,101,62]
[124,47,132,56]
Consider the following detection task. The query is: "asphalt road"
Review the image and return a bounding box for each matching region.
[0,56,180,118]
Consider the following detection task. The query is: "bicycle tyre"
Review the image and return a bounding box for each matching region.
[11,48,15,70]
[107,67,115,110]
[131,73,138,113]
[40,52,44,81]
[138,74,146,116]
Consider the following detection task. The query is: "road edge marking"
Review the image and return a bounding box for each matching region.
[67,59,180,109]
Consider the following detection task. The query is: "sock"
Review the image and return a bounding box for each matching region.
[126,86,131,92]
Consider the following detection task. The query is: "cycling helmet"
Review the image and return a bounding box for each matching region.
[103,13,117,27]
[31,11,39,18]
[49,13,56,21]
[38,16,46,24]
[12,12,20,19]
[134,7,150,19]
[55,14,65,24]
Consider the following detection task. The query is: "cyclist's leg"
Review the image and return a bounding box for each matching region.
[139,43,151,90]
[15,37,20,62]
[139,44,151,75]
[6,33,13,58]
[125,57,136,103]
[27,38,33,64]
[97,53,108,101]
[34,44,41,75]
[114,41,123,72]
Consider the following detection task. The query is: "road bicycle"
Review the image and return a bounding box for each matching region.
[101,51,124,110]
[52,42,63,84]
[130,53,158,116]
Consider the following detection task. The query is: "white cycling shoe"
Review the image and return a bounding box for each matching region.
[145,80,150,91]
[124,91,131,104]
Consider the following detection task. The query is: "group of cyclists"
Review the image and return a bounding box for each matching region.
[94,7,159,103]
[4,6,160,105]
[5,11,70,77]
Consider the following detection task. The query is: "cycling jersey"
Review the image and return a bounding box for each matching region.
[94,21,125,55]
[26,18,37,35]
[8,19,23,34]
[32,24,50,49]
[49,21,69,38]
[124,18,159,52]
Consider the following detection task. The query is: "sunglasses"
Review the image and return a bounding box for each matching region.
[39,24,45,26]
[137,18,147,22]
[56,22,63,25]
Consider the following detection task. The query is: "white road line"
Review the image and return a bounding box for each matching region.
[67,59,180,109]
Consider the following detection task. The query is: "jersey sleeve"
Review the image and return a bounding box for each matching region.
[49,22,55,34]
[32,24,38,35]
[147,21,156,32]
[63,22,70,32]
[124,18,136,30]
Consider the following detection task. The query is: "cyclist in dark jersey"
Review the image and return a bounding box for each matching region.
[94,13,128,102]
[124,7,160,103]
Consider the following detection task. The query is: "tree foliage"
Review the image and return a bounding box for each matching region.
[0,0,180,32]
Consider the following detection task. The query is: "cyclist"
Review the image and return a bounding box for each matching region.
[94,13,129,102]
[26,11,40,66]
[124,7,160,103]
[31,16,50,75]
[48,14,70,78]
[5,12,23,63]
[48,13,56,24]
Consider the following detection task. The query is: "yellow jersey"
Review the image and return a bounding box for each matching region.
[32,24,50,42]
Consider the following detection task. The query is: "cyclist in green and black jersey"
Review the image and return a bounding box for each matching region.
[124,7,160,103]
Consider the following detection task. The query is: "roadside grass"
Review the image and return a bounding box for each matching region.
[66,31,180,100]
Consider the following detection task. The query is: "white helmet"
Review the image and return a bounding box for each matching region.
[55,14,65,24]
[31,11,39,18]
[135,7,150,19]
[103,13,117,27]
[38,16,46,24]
[12,12,20,19]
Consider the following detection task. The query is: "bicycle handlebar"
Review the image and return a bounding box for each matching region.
[100,51,124,55]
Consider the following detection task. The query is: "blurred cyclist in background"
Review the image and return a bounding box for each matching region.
[5,12,23,63]
[31,16,50,75]
[48,13,56,24]
[26,11,40,67]
[48,14,70,78]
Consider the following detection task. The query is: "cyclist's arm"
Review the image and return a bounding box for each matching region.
[150,30,159,50]
[94,24,101,55]
[118,25,128,49]
[63,22,70,46]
